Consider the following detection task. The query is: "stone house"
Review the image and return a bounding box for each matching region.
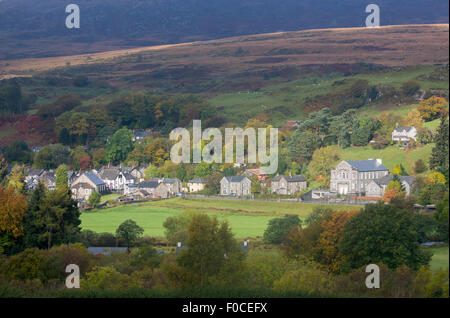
[187,178,207,193]
[161,178,182,194]
[366,175,416,198]
[71,172,107,201]
[271,175,307,195]
[138,181,169,199]
[220,176,252,197]
[330,159,389,196]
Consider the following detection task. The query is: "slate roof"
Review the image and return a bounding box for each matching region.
[162,178,179,184]
[345,160,388,172]
[189,178,207,183]
[27,169,44,177]
[224,176,248,183]
[122,172,136,181]
[99,169,120,180]
[85,172,106,186]
[139,181,160,189]
[133,130,151,138]
[272,175,306,182]
[393,126,414,133]
[374,175,416,186]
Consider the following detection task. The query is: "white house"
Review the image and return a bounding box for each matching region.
[392,125,418,143]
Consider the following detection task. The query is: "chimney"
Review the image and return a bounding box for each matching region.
[376,158,382,165]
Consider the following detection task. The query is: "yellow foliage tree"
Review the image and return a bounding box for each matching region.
[417,97,449,122]
[427,171,446,185]
[404,109,424,129]
[0,187,27,238]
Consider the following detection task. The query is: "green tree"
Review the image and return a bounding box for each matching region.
[33,144,70,170]
[339,202,431,271]
[429,116,449,177]
[38,187,81,249]
[287,131,321,163]
[263,214,301,244]
[162,211,195,245]
[105,128,134,164]
[414,159,427,174]
[2,140,32,164]
[392,163,408,176]
[116,219,144,250]
[175,214,245,287]
[88,191,101,208]
[55,165,69,190]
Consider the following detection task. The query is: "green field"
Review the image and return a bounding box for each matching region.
[80,198,361,238]
[428,246,450,272]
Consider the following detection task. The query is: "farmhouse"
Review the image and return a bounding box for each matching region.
[187,178,207,193]
[330,159,389,196]
[392,125,417,144]
[220,176,252,197]
[271,175,307,195]
[71,172,107,201]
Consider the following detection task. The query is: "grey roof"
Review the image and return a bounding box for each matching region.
[375,175,416,186]
[133,130,151,138]
[27,169,44,176]
[189,178,207,183]
[224,176,248,183]
[85,172,106,186]
[122,172,136,181]
[139,181,159,189]
[99,169,120,180]
[272,175,306,182]
[345,160,388,172]
[88,247,128,256]
[394,126,414,133]
[162,178,180,184]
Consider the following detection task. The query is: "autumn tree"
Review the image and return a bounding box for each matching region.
[0,187,27,253]
[7,165,26,194]
[404,109,424,129]
[417,97,449,122]
[307,146,340,187]
[315,210,359,273]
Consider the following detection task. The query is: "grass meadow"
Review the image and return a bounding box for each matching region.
[80,197,361,238]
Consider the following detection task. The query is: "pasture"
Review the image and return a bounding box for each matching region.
[80,198,361,238]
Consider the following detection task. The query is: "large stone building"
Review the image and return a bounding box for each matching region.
[271,175,307,195]
[220,176,252,197]
[330,159,389,196]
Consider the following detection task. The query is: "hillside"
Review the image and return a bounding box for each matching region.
[0,0,448,59]
[1,24,448,130]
